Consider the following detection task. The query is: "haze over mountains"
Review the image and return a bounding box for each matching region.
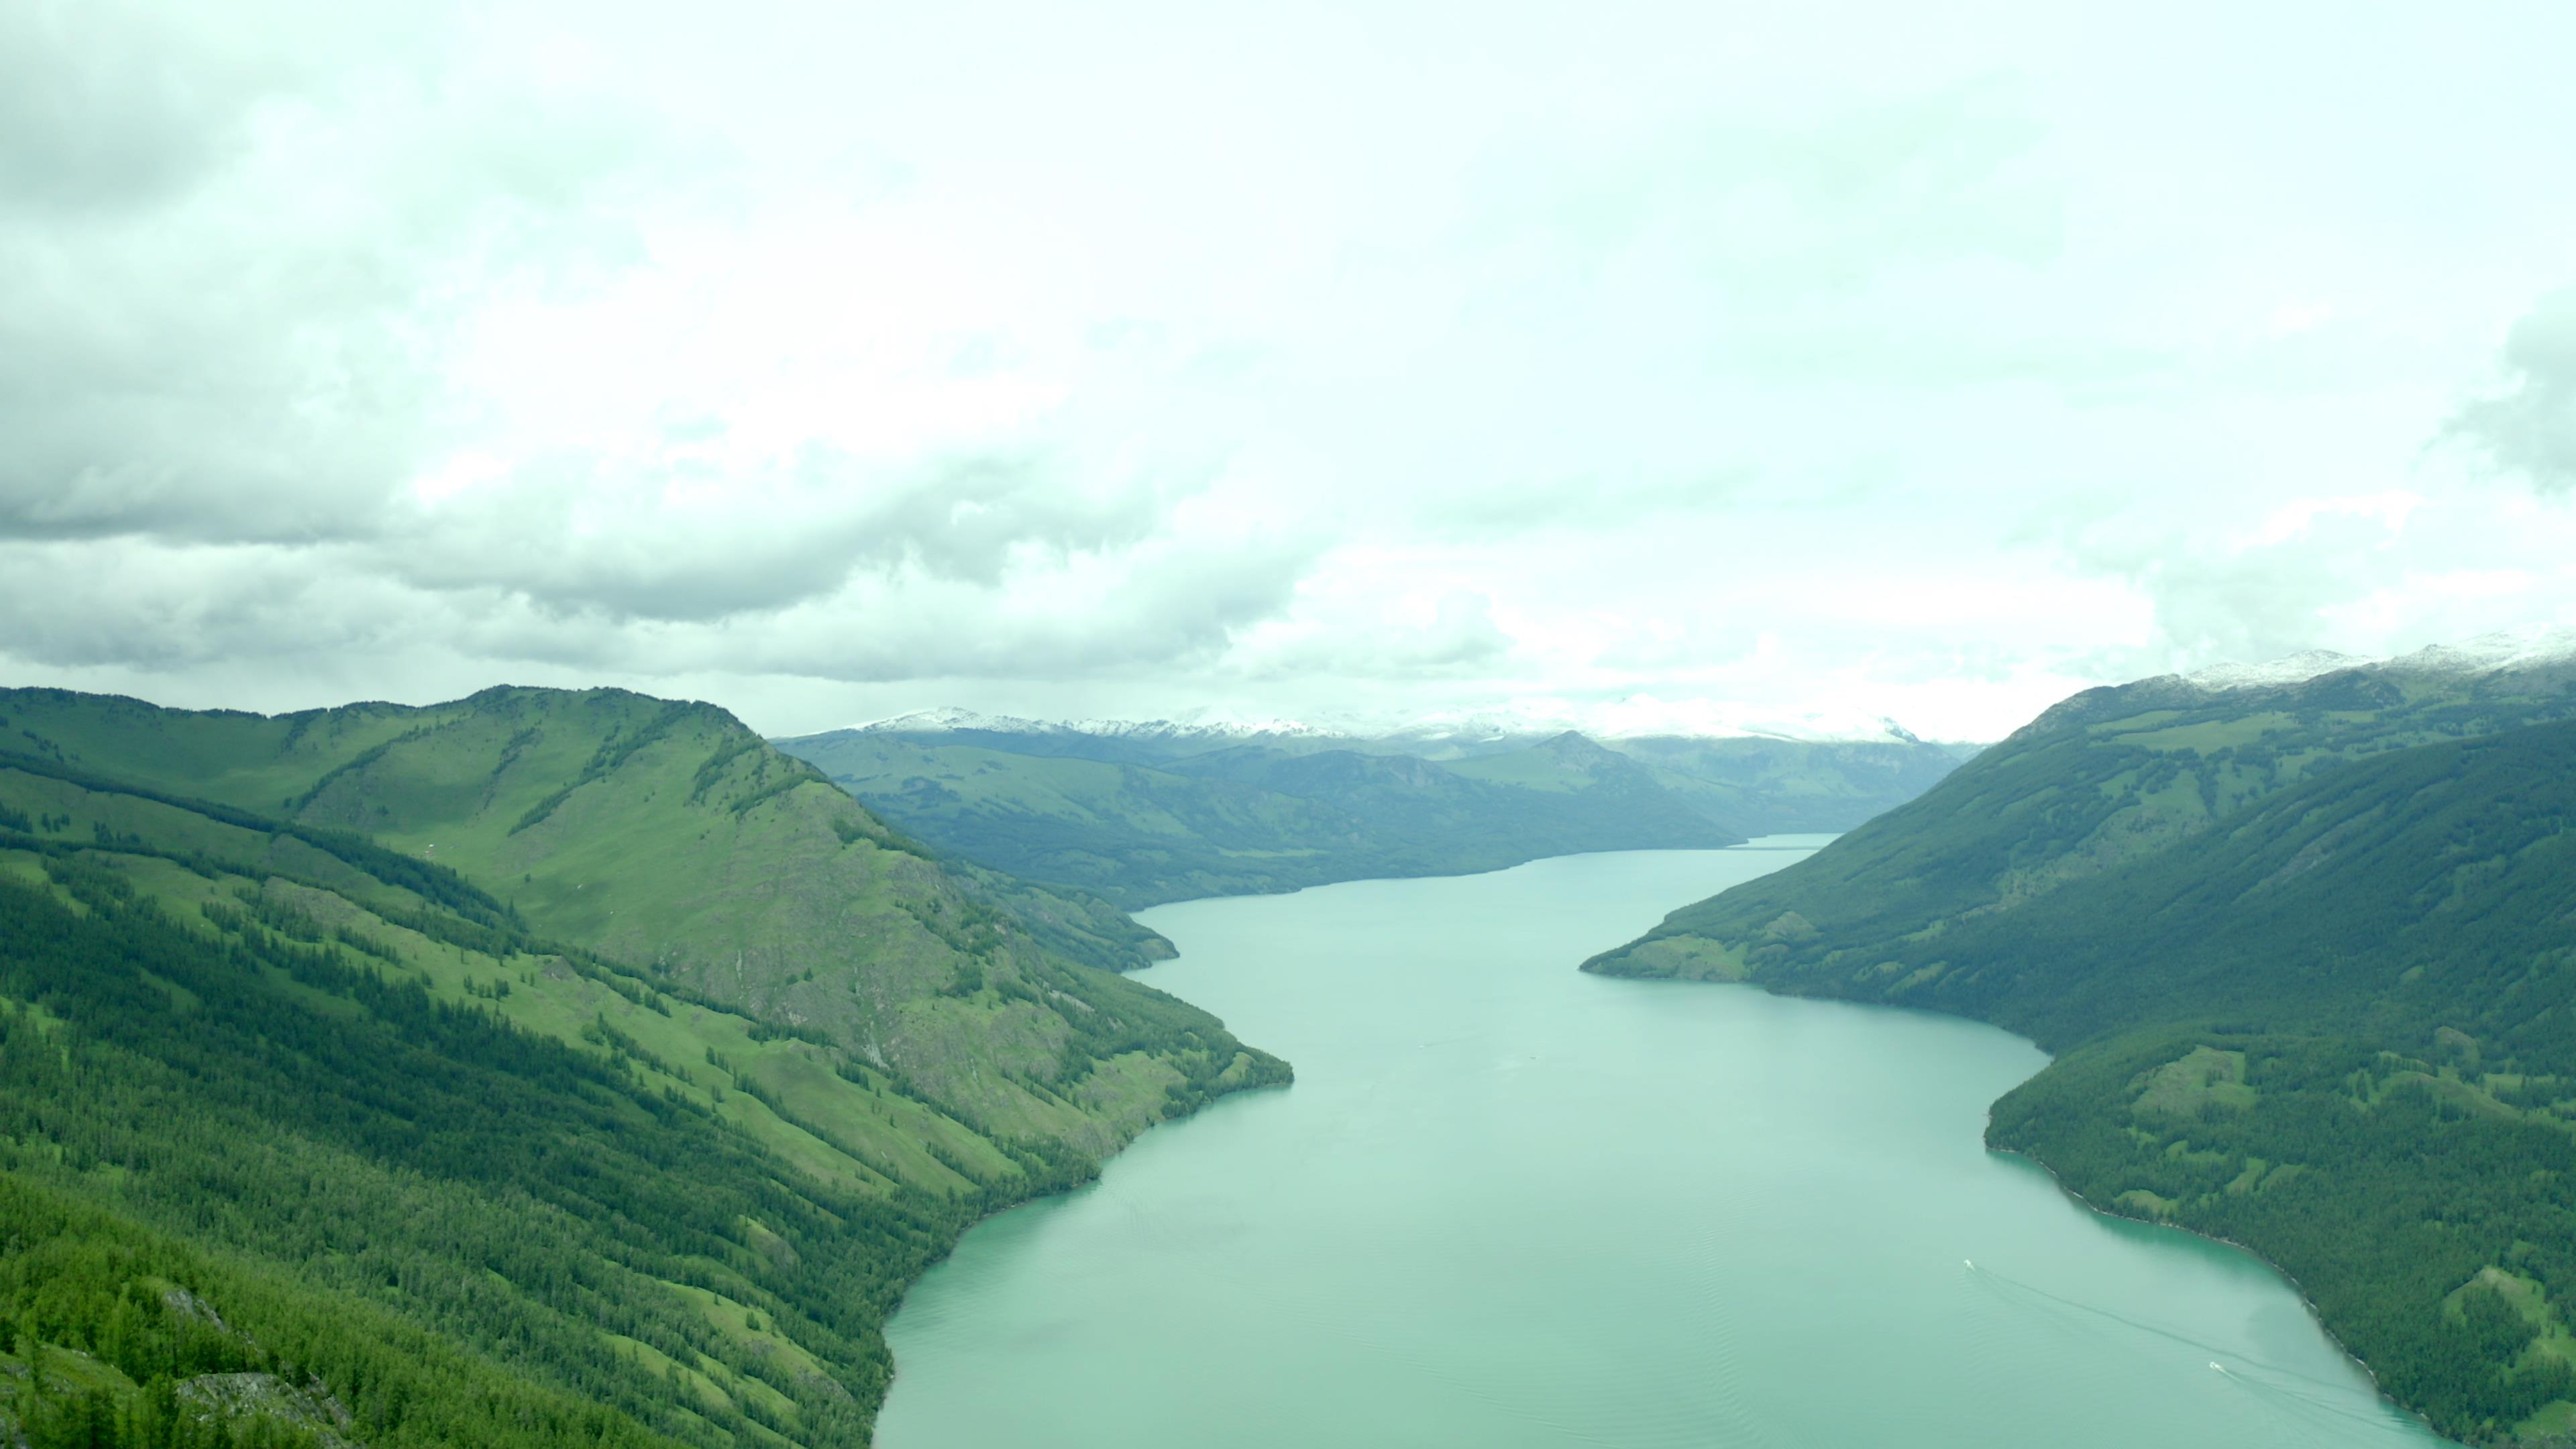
[777,704,1977,907]
[848,696,1947,753]
[2166,625,2576,694]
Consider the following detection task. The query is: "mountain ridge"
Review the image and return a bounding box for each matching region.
[844,699,1951,751]
[777,728,1752,908]
[785,706,1978,908]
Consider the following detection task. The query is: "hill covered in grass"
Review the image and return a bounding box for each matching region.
[777,717,1974,908]
[1587,647,2576,1445]
[0,685,1285,1448]
[775,729,1739,906]
[1593,648,2576,986]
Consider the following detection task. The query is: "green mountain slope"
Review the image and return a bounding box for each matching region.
[0,686,1285,1448]
[1603,733,1982,833]
[0,686,1235,1141]
[780,716,1978,909]
[1590,676,2576,1443]
[1592,658,2576,985]
[775,729,1744,907]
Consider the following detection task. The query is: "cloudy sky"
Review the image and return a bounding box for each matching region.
[6,1,2574,741]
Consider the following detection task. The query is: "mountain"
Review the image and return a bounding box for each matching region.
[1591,629,2576,985]
[1600,733,1982,834]
[0,684,1284,1448]
[778,709,1977,907]
[773,729,1746,908]
[847,698,1953,762]
[1585,631,2576,1444]
[1346,696,1939,756]
[848,707,1334,768]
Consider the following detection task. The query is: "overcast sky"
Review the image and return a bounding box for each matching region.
[5,1,2573,740]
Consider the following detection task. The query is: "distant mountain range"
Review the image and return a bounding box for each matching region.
[1587,623,2576,1444]
[852,696,1943,757]
[777,709,1980,908]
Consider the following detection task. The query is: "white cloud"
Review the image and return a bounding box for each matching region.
[5,0,2576,741]
[2447,287,2576,496]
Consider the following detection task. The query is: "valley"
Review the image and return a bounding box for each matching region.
[10,7,2565,1444]
[6,635,2573,1447]
[779,710,1974,908]
[873,847,2445,1449]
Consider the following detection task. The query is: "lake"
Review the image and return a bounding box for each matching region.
[877,843,2451,1448]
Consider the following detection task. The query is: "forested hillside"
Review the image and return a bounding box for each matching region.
[1589,732,1978,833]
[781,716,1974,908]
[1593,653,2576,985]
[777,729,1743,907]
[783,716,1968,907]
[0,687,1285,1447]
[1588,655,2576,1446]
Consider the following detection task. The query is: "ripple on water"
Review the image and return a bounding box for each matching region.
[877,849,2453,1449]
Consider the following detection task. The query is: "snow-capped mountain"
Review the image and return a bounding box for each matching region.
[1337,696,1921,746]
[854,696,1927,747]
[2181,649,2370,692]
[855,706,1329,746]
[2172,625,2576,695]
[852,625,2576,752]
[2378,624,2576,678]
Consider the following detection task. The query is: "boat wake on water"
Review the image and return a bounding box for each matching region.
[1959,1258,2418,1440]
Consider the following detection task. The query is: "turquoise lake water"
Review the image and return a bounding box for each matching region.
[877,843,2453,1448]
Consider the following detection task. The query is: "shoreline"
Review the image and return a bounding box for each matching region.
[867,1064,1291,1421]
[870,835,2431,1444]
[1982,1140,2453,1444]
[1138,836,1827,912]
[1603,957,2469,1443]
